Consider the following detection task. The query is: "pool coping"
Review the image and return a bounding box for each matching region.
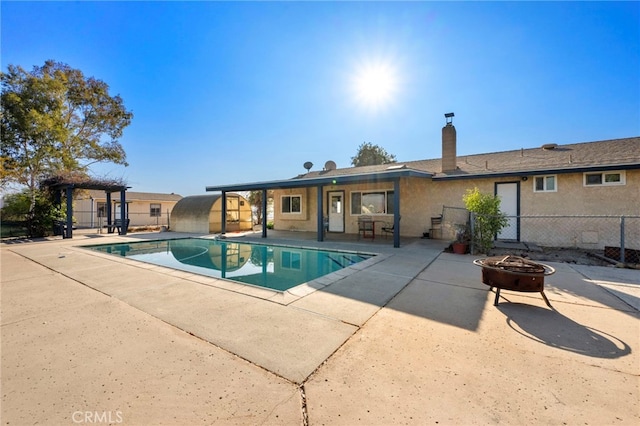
[76,236,392,305]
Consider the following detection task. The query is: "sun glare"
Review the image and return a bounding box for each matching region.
[351,62,398,110]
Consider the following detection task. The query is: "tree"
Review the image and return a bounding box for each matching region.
[247,190,273,225]
[1,60,133,228]
[350,142,396,167]
[463,187,509,254]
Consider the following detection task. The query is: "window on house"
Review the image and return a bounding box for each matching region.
[97,202,107,218]
[281,251,301,270]
[281,195,302,214]
[533,175,557,192]
[584,171,625,186]
[350,190,395,215]
[150,203,161,217]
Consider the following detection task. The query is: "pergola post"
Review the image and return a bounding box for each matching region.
[65,186,74,239]
[106,192,113,233]
[119,189,127,235]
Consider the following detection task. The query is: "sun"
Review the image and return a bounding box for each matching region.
[351,62,398,110]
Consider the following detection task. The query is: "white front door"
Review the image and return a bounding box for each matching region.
[496,182,519,240]
[328,191,344,232]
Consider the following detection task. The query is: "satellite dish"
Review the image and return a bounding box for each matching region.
[303,161,313,172]
[324,160,337,171]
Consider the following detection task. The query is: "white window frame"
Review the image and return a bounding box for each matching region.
[583,171,626,187]
[97,202,107,218]
[350,189,395,216]
[533,175,557,193]
[281,195,302,214]
[150,203,161,217]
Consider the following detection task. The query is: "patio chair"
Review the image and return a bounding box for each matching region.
[357,216,374,239]
[381,216,401,239]
[429,215,443,239]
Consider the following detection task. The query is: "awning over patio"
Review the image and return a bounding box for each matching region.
[206,168,433,247]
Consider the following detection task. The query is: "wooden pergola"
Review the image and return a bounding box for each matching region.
[42,176,130,239]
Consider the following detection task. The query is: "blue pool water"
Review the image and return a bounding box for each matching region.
[83,238,373,291]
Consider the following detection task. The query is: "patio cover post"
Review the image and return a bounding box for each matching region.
[261,189,267,238]
[221,192,227,234]
[119,189,127,235]
[317,184,324,242]
[393,178,400,248]
[65,186,73,239]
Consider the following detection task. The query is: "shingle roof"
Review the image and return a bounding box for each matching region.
[298,137,640,180]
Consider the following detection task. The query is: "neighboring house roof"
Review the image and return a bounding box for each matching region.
[79,190,183,202]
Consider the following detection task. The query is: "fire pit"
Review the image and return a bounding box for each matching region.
[473,255,555,307]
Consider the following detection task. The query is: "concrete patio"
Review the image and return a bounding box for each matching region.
[1,230,638,425]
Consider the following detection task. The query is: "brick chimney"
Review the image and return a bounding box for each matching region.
[441,112,457,172]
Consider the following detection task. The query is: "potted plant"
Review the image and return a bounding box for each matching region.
[452,224,470,254]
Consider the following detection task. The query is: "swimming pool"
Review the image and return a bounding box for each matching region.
[83,238,373,292]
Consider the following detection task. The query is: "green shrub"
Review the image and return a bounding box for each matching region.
[463,187,508,254]
[1,190,65,238]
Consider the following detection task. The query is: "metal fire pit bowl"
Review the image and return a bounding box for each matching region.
[473,255,555,307]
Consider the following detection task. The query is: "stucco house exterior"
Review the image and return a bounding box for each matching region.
[206,118,639,249]
[75,190,182,229]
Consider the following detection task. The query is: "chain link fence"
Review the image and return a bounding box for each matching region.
[1,219,29,238]
[1,210,173,238]
[472,213,640,264]
[440,206,471,240]
[72,209,172,230]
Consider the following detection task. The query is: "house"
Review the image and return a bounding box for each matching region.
[205,116,639,249]
[171,193,253,234]
[75,190,182,229]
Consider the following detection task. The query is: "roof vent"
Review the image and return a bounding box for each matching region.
[542,143,558,150]
[386,164,406,170]
[324,160,337,171]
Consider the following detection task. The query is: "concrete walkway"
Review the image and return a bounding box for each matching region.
[1,231,638,425]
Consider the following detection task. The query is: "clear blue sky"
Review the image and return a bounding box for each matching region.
[3,1,639,196]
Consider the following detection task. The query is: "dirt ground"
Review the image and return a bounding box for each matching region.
[489,246,616,267]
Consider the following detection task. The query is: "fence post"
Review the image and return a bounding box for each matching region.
[620,216,625,263]
[470,212,476,255]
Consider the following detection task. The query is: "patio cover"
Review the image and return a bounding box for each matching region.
[205,168,433,248]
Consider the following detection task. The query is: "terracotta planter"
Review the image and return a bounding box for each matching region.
[452,242,468,254]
